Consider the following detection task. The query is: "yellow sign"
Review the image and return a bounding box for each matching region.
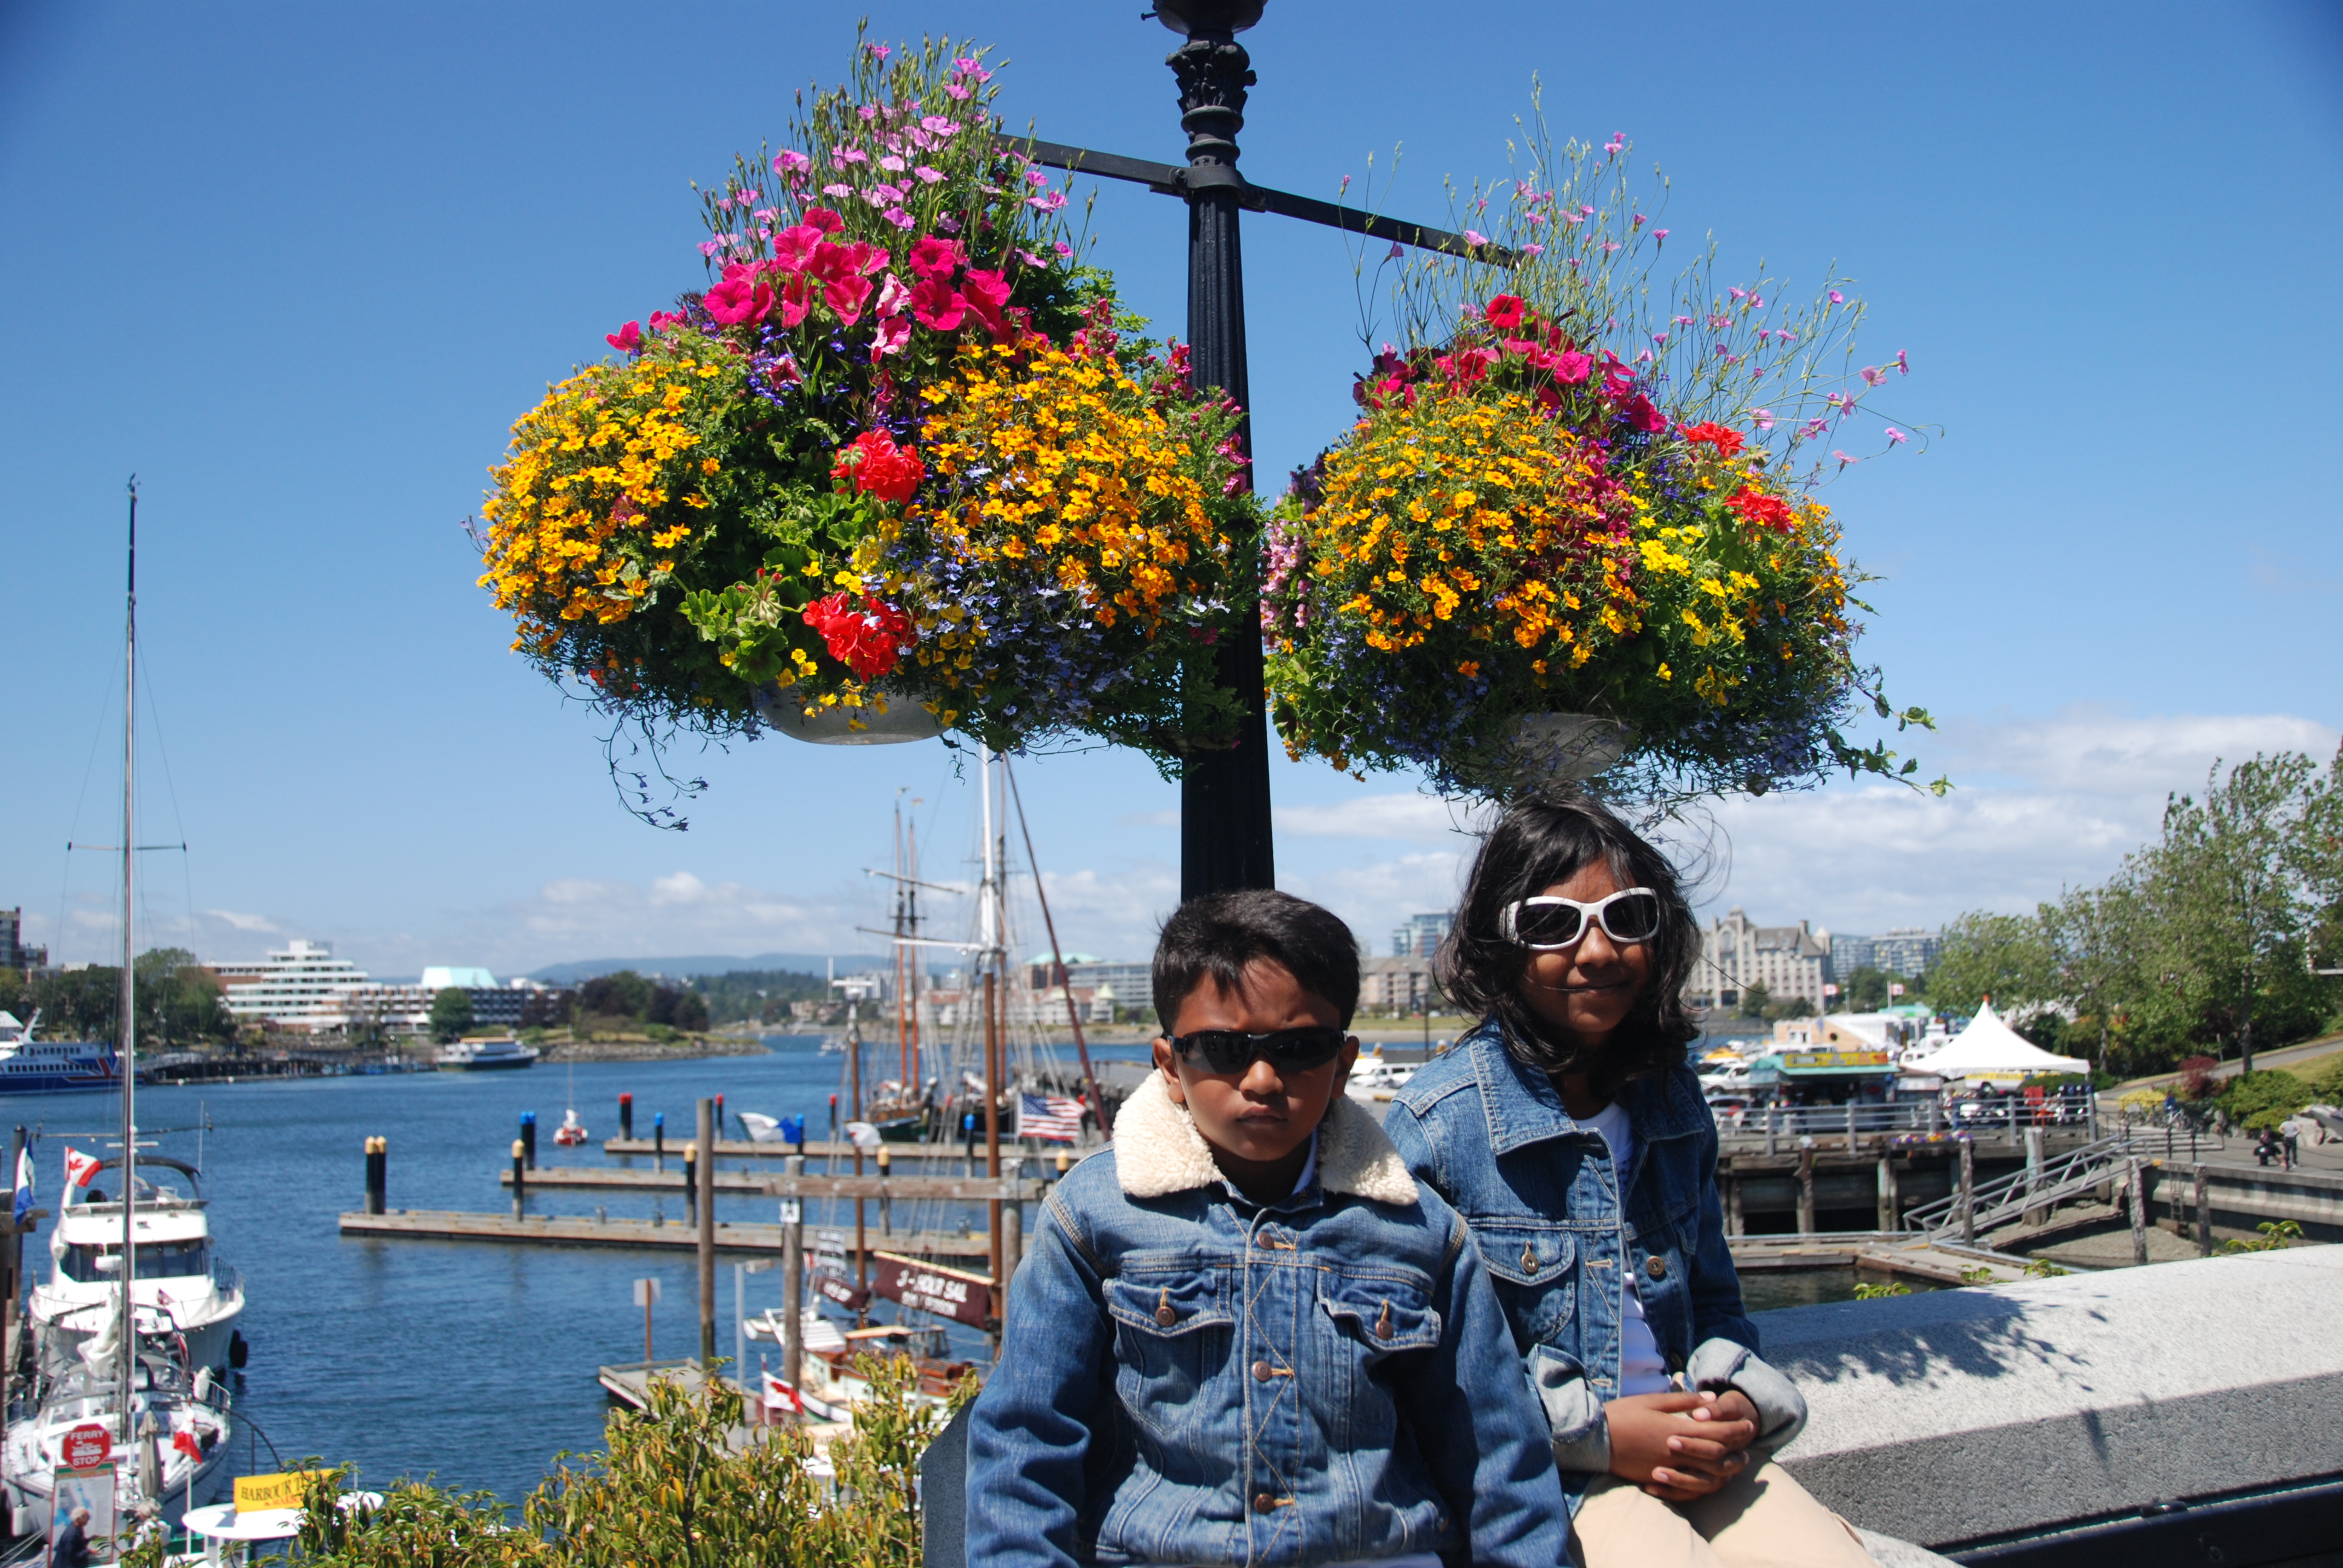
[235,1470,327,1514]
[1783,1050,1891,1071]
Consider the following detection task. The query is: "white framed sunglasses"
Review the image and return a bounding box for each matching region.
[1500,887,1663,950]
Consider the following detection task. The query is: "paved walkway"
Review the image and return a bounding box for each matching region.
[2114,1033,2343,1093]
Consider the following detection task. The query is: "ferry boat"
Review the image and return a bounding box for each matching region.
[28,1155,246,1376]
[0,1011,118,1094]
[435,1034,540,1071]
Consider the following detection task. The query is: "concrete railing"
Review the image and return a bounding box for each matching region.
[927,1247,2343,1565]
[1765,1246,2343,1556]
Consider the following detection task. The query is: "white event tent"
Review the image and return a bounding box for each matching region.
[1902,999,2089,1084]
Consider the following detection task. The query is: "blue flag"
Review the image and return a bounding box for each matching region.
[11,1145,31,1227]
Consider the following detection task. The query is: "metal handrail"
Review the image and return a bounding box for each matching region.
[1903,1132,2141,1236]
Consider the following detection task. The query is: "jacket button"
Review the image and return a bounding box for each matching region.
[1646,1255,1668,1281]
[1521,1243,1538,1275]
[1253,1493,1278,1514]
[1155,1305,1178,1326]
[1251,1359,1273,1382]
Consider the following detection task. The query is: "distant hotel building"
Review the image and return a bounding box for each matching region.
[1391,912,1453,959]
[1828,927,1942,980]
[1361,956,1436,1016]
[1692,908,1832,1013]
[209,940,545,1033]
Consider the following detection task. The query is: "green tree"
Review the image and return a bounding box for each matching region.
[1928,911,2062,1025]
[578,970,656,1021]
[1737,981,1771,1019]
[1837,965,1892,1012]
[429,987,476,1042]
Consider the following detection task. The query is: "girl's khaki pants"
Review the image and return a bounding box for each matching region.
[1571,1462,1877,1568]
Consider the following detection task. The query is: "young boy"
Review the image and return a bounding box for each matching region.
[967,890,1571,1568]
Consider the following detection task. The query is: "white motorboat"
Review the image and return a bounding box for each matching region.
[29,1155,245,1377]
[436,1035,540,1071]
[744,1313,964,1424]
[1345,1051,1416,1102]
[3,1302,235,1538]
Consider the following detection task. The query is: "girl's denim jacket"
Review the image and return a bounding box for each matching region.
[965,1071,1572,1568]
[1384,1023,1807,1505]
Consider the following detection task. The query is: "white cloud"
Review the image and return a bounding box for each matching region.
[1273,794,1489,843]
[202,909,282,934]
[1694,706,2339,933]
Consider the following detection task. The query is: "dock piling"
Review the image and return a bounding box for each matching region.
[781,1154,805,1399]
[2194,1163,2213,1255]
[2023,1126,2048,1227]
[620,1093,634,1142]
[1765,1106,1779,1158]
[364,1136,387,1215]
[697,1097,717,1368]
[654,1112,665,1173]
[1876,1155,1897,1233]
[521,1111,537,1171]
[716,1093,726,1140]
[511,1139,526,1219]
[1958,1137,1976,1246]
[2127,1158,2149,1265]
[877,1146,893,1238]
[1796,1139,1817,1235]
[683,1143,699,1225]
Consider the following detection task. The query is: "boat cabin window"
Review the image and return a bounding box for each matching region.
[59,1240,209,1282]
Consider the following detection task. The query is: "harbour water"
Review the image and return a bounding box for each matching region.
[0,1036,1026,1503]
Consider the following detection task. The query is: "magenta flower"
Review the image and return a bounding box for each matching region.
[822,183,851,198]
[1053,241,1072,258]
[777,273,812,328]
[1632,212,1645,226]
[833,148,868,166]
[960,268,1011,332]
[704,275,772,327]
[824,273,874,324]
[1522,241,1544,256]
[866,41,890,59]
[878,155,905,172]
[944,83,972,100]
[1027,191,1067,213]
[774,150,811,174]
[1624,393,1666,433]
[1832,449,1857,467]
[909,277,967,330]
[1653,228,1669,243]
[914,166,944,184]
[1652,332,1668,345]
[1751,408,1775,431]
[909,237,963,279]
[921,115,957,135]
[1895,350,1911,375]
[1554,350,1593,383]
[873,272,910,319]
[1860,365,1889,388]
[1464,229,1487,247]
[771,225,822,271]
[605,321,643,354]
[1885,427,1907,444]
[1601,241,1622,254]
[802,207,845,234]
[1829,289,1844,304]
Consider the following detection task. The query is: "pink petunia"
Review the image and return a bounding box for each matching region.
[884,207,916,230]
[606,321,643,354]
[1553,350,1593,384]
[870,314,912,361]
[959,268,1011,331]
[908,235,965,279]
[802,207,845,234]
[778,273,813,328]
[909,277,967,330]
[824,273,874,324]
[771,225,824,271]
[704,275,773,327]
[873,272,911,319]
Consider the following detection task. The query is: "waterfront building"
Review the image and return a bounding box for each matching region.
[1390,912,1453,959]
[1692,908,1832,1013]
[0,907,47,973]
[419,967,550,1029]
[210,940,382,1031]
[1360,956,1437,1016]
[1826,927,1941,980]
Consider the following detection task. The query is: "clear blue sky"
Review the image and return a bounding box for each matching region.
[5,1,2339,977]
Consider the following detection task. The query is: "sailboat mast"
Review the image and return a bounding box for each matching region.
[119,477,139,1436]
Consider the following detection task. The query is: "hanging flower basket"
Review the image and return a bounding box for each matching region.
[1263,123,1936,803]
[472,35,1256,768]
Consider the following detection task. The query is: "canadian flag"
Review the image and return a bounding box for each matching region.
[172,1431,203,1460]
[762,1373,804,1414]
[63,1149,100,1194]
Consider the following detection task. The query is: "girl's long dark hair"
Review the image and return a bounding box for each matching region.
[1436,797,1702,1089]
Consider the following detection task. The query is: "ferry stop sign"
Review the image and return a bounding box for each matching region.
[62,1423,110,1469]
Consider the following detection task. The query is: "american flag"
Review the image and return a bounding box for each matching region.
[1018,1093,1085,1143]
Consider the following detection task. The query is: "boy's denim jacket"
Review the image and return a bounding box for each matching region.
[965,1071,1573,1568]
[1384,1023,1807,1502]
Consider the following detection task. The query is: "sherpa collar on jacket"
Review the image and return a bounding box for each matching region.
[1113,1068,1418,1206]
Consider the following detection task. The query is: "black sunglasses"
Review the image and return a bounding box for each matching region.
[1167,1026,1348,1076]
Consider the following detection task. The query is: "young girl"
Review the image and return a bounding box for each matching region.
[1386,799,1874,1567]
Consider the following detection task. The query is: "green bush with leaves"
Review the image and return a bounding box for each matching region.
[2215,1069,2312,1131]
[122,1356,964,1568]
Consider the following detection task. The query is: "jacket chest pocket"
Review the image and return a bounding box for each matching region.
[1106,1269,1233,1438]
[1473,1223,1578,1351]
[1318,1274,1441,1361]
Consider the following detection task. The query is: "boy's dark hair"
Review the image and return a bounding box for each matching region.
[1436,797,1700,1089]
[1153,890,1362,1030]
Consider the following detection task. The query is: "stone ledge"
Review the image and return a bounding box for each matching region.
[1758,1246,2343,1549]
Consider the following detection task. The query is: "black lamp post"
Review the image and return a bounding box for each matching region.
[1005,4,1504,903]
[1163,2,1271,901]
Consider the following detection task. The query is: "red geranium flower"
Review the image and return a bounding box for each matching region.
[802,592,917,681]
[1680,421,1747,458]
[1726,486,1798,533]
[1483,294,1527,330]
[830,430,925,505]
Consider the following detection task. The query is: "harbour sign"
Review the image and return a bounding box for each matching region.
[873,1252,994,1328]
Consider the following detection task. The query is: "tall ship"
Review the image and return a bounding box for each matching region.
[0,1011,118,1094]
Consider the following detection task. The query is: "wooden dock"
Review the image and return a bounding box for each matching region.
[1727,1232,2031,1284]
[499,1166,1047,1200]
[339,1207,992,1259]
[601,1136,1048,1163]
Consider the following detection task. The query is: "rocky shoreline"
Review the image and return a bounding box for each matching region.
[536,1036,772,1063]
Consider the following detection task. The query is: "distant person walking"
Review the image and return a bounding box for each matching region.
[2256,1128,2280,1168]
[53,1506,93,1568]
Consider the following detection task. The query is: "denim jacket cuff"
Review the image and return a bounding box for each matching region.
[1525,1344,1612,1474]
[1685,1335,1807,1452]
